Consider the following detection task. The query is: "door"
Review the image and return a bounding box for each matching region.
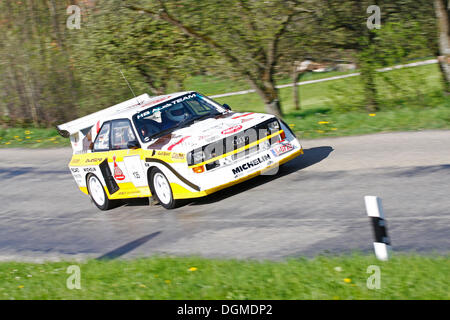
[109,119,150,198]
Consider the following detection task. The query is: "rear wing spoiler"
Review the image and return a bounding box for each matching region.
[56,94,151,137]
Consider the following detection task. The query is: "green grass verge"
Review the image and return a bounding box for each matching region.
[1,63,449,148]
[0,127,69,148]
[0,254,448,300]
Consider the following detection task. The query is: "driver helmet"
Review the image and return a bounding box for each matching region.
[166,104,188,122]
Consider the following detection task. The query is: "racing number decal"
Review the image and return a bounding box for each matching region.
[123,155,147,187]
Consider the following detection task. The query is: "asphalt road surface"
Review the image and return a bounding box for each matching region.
[0,130,449,262]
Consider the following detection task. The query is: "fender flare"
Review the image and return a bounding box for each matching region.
[145,158,200,192]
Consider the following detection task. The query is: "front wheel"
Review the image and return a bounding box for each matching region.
[149,168,179,209]
[86,173,116,210]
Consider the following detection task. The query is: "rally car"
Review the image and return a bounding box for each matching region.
[57,91,303,210]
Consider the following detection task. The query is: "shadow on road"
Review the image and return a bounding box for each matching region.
[187,146,333,206]
[96,231,161,260]
[391,164,450,177]
[0,167,69,179]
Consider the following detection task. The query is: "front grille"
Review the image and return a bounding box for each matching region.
[187,118,281,166]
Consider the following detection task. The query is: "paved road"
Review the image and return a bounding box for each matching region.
[0,130,449,262]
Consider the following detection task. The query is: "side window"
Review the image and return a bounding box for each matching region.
[111,119,137,150]
[93,122,111,152]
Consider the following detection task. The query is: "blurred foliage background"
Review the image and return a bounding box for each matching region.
[0,0,448,128]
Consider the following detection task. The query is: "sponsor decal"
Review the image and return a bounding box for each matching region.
[149,95,171,106]
[198,135,220,144]
[132,171,141,179]
[70,168,79,173]
[168,136,191,151]
[85,158,103,163]
[171,93,196,104]
[118,190,140,196]
[71,158,80,164]
[271,142,294,157]
[221,125,243,135]
[113,156,125,181]
[83,167,96,173]
[231,154,271,176]
[136,110,151,120]
[241,118,254,123]
[157,151,171,157]
[171,152,185,160]
[136,94,196,120]
[232,112,254,119]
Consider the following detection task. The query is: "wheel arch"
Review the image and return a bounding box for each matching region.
[144,159,201,192]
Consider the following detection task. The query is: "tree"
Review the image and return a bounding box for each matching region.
[83,1,196,96]
[122,0,314,118]
[316,0,437,112]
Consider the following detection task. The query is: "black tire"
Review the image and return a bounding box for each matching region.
[86,173,117,210]
[149,168,179,209]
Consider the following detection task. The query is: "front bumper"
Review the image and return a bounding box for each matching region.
[173,139,303,199]
[201,147,303,196]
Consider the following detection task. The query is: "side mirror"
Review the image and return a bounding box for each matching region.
[127,140,141,149]
[223,104,232,111]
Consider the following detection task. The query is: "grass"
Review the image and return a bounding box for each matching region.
[0,254,448,300]
[0,127,69,148]
[183,69,358,96]
[1,63,449,148]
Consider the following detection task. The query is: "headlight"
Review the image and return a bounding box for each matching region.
[192,150,205,163]
[267,120,280,131]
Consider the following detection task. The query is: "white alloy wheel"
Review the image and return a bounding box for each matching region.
[88,175,106,208]
[153,172,172,205]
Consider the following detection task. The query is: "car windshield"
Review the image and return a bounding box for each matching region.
[133,93,224,142]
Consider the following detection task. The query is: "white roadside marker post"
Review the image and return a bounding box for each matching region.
[364,196,391,261]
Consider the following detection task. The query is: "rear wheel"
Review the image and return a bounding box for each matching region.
[87,173,115,210]
[149,168,179,209]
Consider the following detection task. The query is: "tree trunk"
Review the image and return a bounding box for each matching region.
[360,27,379,112]
[266,99,283,119]
[248,80,283,118]
[433,0,450,93]
[292,63,301,110]
[360,65,378,113]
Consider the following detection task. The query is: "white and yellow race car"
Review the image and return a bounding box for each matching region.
[57,91,303,210]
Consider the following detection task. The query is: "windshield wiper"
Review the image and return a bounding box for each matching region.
[148,126,177,141]
[147,116,196,140]
[179,113,218,128]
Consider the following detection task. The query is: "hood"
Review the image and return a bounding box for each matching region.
[146,112,275,152]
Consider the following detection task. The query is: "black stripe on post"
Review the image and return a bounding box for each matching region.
[370,217,390,245]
